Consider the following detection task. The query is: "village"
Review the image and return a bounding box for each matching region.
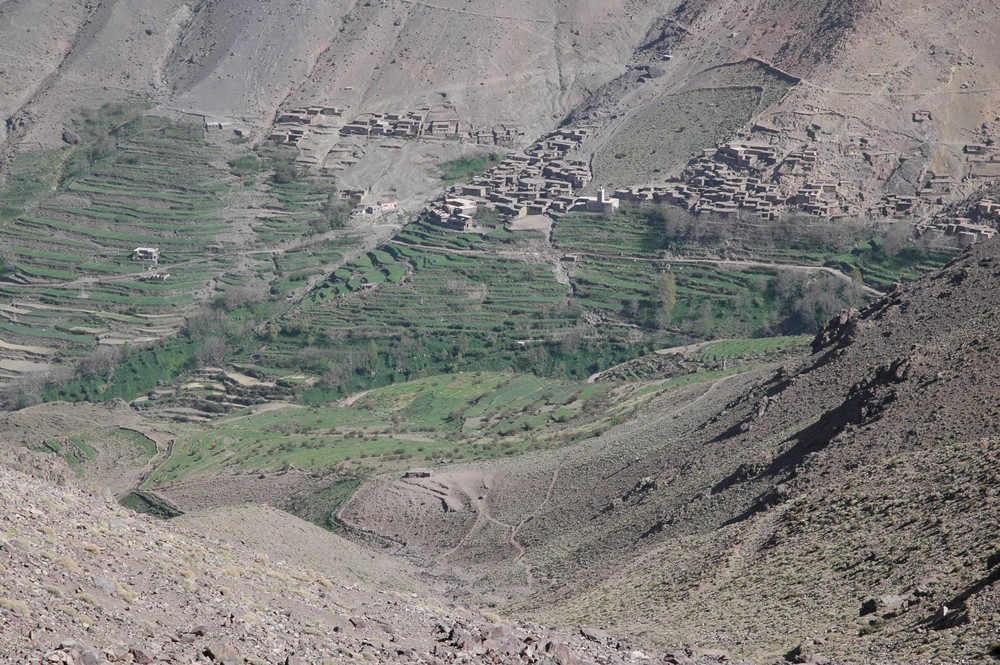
[422,127,619,231]
[264,104,525,151]
[258,101,1000,248]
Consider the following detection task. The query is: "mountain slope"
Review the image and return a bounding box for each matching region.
[342,239,1000,663]
[0,448,674,664]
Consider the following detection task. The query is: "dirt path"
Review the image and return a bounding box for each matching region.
[438,464,564,591]
[509,467,561,576]
[667,257,882,295]
[652,339,724,358]
[339,389,372,408]
[587,339,727,383]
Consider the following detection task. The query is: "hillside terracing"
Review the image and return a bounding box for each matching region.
[342,239,1000,663]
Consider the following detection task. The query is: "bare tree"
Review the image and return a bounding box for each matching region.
[195,336,229,368]
[0,374,46,411]
[78,346,123,380]
[220,283,268,311]
[320,349,370,387]
[881,222,914,257]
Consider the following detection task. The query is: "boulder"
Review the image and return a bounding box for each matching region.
[579,626,608,643]
[203,642,241,665]
[62,130,81,145]
[129,647,153,664]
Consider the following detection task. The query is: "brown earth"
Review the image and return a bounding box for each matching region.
[0,449,731,665]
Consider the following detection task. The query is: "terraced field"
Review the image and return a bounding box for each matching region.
[0,110,376,404]
[0,117,235,382]
[141,370,672,487]
[553,210,666,257]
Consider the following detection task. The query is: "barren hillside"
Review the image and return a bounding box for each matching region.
[0,448,680,664]
[5,1,1000,663]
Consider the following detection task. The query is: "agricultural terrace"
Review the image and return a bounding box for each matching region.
[142,370,679,486]
[0,116,235,379]
[0,107,368,398]
[250,202,945,397]
[28,427,157,478]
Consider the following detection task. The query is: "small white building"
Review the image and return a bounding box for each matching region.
[132,247,161,263]
[579,188,620,215]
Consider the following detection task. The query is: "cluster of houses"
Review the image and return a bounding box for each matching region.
[912,144,1000,244]
[339,109,524,147]
[962,142,1000,178]
[906,197,1000,247]
[258,97,1000,250]
[267,105,344,146]
[425,128,622,231]
[919,216,997,246]
[877,193,919,217]
[977,198,1000,222]
[610,141,850,220]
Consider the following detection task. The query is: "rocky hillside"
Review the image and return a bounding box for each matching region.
[0,447,687,664]
[342,239,1000,664]
[8,0,1000,198]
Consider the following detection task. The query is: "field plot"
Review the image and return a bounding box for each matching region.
[142,370,680,487]
[565,253,781,337]
[553,210,665,257]
[252,240,583,387]
[395,213,542,252]
[593,62,792,186]
[0,117,237,381]
[690,335,811,361]
[271,238,352,294]
[28,426,157,478]
[253,178,336,244]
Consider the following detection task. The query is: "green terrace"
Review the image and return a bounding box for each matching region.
[142,370,681,486]
[253,178,339,243]
[289,244,574,335]
[553,210,666,257]
[0,116,237,357]
[394,212,538,252]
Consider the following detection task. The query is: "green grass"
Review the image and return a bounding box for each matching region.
[28,437,95,477]
[142,370,692,486]
[45,337,199,403]
[692,336,811,362]
[28,427,158,478]
[437,152,502,185]
[119,491,183,519]
[282,477,363,531]
[553,210,666,257]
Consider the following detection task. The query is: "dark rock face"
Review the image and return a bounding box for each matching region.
[61,129,81,145]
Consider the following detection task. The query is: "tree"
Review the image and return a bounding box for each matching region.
[271,160,301,184]
[78,346,123,380]
[0,374,46,411]
[219,283,267,311]
[0,248,16,277]
[881,222,914,257]
[317,195,350,231]
[655,271,677,314]
[195,336,228,368]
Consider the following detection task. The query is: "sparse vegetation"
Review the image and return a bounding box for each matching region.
[228,154,261,176]
[0,598,29,617]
